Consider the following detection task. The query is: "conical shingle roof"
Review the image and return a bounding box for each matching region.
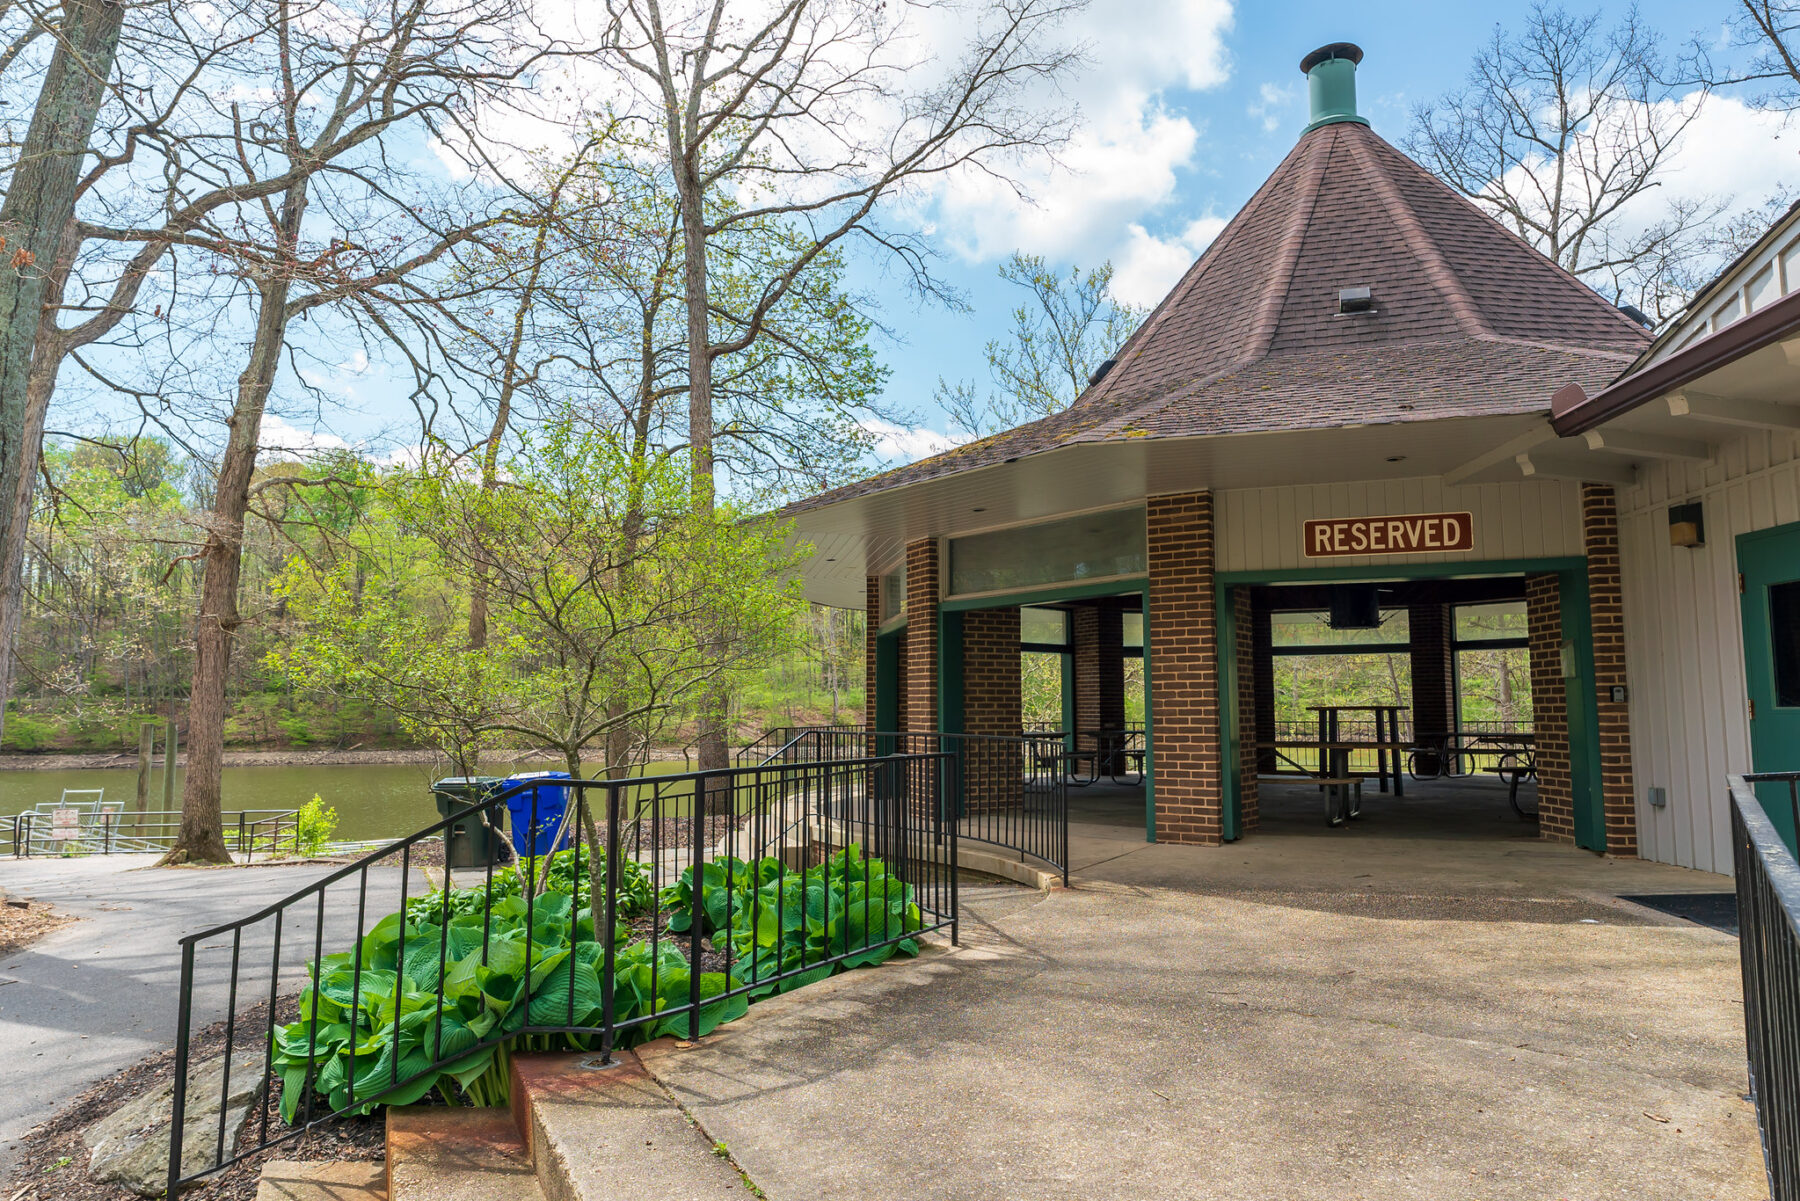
[790,115,1649,514]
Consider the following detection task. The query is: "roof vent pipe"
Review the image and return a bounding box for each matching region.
[1300,42,1369,133]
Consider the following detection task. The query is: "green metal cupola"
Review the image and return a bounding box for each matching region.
[1300,42,1368,133]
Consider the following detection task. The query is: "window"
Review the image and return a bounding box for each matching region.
[1268,609,1412,735]
[1020,606,1069,650]
[1122,611,1144,652]
[1453,601,1531,733]
[879,563,906,624]
[948,507,1146,596]
[1271,608,1409,648]
[1772,579,1800,708]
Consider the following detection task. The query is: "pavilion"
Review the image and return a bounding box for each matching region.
[781,42,1800,875]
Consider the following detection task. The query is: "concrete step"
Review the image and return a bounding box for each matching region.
[511,1051,749,1201]
[387,1105,546,1201]
[254,1159,386,1201]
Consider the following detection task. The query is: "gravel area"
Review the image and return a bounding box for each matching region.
[6,997,383,1201]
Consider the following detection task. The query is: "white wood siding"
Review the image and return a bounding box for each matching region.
[1216,478,1584,573]
[1621,429,1800,874]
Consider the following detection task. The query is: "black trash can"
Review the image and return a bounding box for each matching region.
[432,776,507,869]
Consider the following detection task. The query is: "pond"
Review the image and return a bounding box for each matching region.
[0,760,697,845]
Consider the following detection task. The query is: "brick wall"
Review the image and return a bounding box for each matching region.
[1072,605,1126,770]
[1251,602,1275,773]
[864,576,880,727]
[1583,484,1637,858]
[1147,491,1223,845]
[1408,601,1455,768]
[961,607,1022,810]
[1526,573,1573,843]
[903,539,938,734]
[1233,586,1259,831]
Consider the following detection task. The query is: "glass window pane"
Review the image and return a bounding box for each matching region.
[1270,609,1409,648]
[1772,579,1800,707]
[1455,601,1527,643]
[1020,606,1068,647]
[879,563,906,622]
[949,508,1146,596]
[1122,611,1144,650]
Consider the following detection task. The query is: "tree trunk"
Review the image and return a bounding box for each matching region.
[163,235,300,863]
[0,2,127,743]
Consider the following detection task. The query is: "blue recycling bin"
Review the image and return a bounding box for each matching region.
[504,771,573,857]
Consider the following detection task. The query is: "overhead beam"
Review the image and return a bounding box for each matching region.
[1516,451,1636,486]
[1444,426,1559,486]
[1668,389,1800,432]
[1580,428,1714,461]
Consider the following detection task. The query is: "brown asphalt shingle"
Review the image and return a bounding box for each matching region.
[789,121,1649,514]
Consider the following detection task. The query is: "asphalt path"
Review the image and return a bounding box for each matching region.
[0,854,425,1177]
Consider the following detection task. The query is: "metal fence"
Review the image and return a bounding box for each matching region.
[165,751,957,1196]
[735,727,1069,884]
[1731,771,1800,1201]
[7,808,298,858]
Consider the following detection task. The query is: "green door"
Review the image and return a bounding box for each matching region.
[1739,521,1800,849]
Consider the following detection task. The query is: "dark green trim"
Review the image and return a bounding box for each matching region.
[1219,557,1586,586]
[1060,650,1075,755]
[1218,581,1241,842]
[1558,569,1606,852]
[941,575,1149,612]
[937,609,965,737]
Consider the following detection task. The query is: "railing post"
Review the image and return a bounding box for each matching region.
[688,775,706,1038]
[167,938,196,1198]
[600,782,621,1063]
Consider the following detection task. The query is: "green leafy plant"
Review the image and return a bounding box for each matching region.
[270,845,921,1120]
[293,795,339,858]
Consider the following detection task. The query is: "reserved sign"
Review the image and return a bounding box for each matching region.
[1303,511,1474,558]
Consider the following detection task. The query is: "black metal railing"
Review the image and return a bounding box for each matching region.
[737,726,1069,884]
[1731,771,1800,1201]
[736,724,864,767]
[7,808,298,858]
[165,752,956,1196]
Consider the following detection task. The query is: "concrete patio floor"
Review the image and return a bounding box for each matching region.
[639,778,1766,1201]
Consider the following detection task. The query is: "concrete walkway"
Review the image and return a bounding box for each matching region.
[639,793,1765,1201]
[0,854,425,1177]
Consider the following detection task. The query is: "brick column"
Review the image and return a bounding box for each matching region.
[961,607,1022,810]
[1526,573,1573,843]
[1233,586,1259,832]
[1583,484,1637,857]
[1072,605,1125,770]
[903,539,938,734]
[864,576,881,727]
[1408,601,1455,768]
[1147,491,1222,846]
[1251,600,1275,773]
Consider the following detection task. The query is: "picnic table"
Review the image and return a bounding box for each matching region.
[1063,728,1145,786]
[1309,705,1408,796]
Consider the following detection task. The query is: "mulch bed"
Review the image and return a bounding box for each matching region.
[7,997,384,1201]
[0,899,74,958]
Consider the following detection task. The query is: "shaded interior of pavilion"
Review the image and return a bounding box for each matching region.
[1001,577,1540,844]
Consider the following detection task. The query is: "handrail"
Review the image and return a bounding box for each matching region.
[166,751,958,1196]
[1729,771,1800,1201]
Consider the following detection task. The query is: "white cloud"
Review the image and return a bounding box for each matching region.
[860,418,969,465]
[259,415,351,459]
[1248,81,1296,134]
[1109,216,1228,308]
[926,0,1235,263]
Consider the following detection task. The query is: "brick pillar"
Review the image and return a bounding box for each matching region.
[1583,484,1637,857]
[1147,491,1222,845]
[1526,573,1573,843]
[903,539,938,734]
[1072,605,1125,769]
[864,576,880,726]
[961,608,1022,810]
[1251,600,1275,773]
[1233,586,1259,832]
[1408,601,1455,767]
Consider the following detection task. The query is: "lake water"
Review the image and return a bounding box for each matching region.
[0,760,694,844]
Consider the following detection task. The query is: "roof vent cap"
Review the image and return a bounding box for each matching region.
[1616,303,1653,329]
[1339,285,1375,314]
[1087,357,1117,387]
[1300,42,1370,133]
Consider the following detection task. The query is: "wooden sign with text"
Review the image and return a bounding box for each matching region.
[1303,512,1474,558]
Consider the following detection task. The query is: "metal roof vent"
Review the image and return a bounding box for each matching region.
[1617,303,1652,328]
[1339,286,1375,314]
[1087,357,1117,387]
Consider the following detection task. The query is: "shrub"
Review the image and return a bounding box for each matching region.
[293,795,339,857]
[271,845,920,1118]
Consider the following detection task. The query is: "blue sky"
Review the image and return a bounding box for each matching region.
[261,1,1793,473]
